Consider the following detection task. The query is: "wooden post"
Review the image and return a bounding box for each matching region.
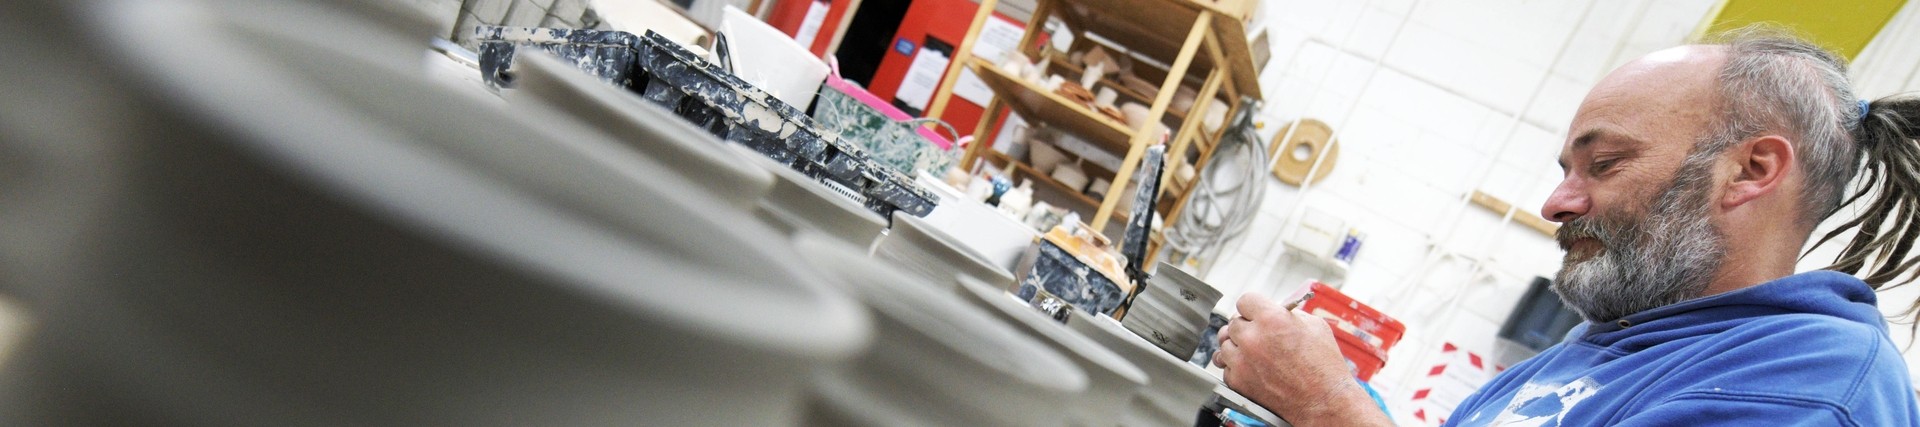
[1092,11,1212,229]
[1202,26,1238,107]
[1163,70,1222,192]
[960,97,1003,170]
[824,0,865,56]
[1018,0,1055,58]
[924,0,999,123]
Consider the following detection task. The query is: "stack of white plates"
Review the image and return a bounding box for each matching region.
[1067,309,1220,426]
[793,233,1088,427]
[500,45,885,250]
[0,1,873,425]
[954,276,1149,426]
[875,211,1019,291]
[739,149,889,249]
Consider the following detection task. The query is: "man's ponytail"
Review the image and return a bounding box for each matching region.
[1813,95,1920,309]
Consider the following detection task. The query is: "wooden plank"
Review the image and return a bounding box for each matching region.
[1093,10,1210,228]
[1469,190,1560,237]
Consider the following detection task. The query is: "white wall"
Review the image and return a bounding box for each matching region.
[1207,0,1717,419]
[1820,0,1920,387]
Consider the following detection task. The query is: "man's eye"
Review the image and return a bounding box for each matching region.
[1590,159,1618,174]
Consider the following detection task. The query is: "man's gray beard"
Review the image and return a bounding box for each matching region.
[1552,157,1727,323]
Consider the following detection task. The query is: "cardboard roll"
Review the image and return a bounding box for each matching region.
[1269,119,1339,186]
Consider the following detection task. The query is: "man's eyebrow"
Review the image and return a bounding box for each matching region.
[1557,129,1604,171]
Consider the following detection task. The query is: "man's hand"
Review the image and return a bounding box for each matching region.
[1214,293,1392,426]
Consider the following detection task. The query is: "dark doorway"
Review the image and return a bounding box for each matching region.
[834,0,914,86]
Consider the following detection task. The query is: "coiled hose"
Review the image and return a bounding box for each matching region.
[1163,98,1267,263]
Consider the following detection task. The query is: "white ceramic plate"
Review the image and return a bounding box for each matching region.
[795,232,1087,427]
[955,276,1148,426]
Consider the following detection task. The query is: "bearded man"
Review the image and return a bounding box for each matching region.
[1213,29,1920,426]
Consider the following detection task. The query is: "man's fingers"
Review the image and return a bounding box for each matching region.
[1213,337,1237,368]
[1236,292,1280,321]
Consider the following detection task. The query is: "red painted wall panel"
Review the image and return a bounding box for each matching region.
[866,0,1024,144]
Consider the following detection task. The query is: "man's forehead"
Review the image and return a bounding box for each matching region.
[1562,46,1726,149]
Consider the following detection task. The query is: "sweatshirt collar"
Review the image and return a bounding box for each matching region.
[1579,270,1881,338]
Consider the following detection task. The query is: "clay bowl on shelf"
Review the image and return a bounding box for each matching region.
[792,233,1088,427]
[1027,140,1069,175]
[0,1,874,425]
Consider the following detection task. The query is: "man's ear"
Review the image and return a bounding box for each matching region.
[1723,135,1795,209]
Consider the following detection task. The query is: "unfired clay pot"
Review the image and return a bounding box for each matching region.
[956,276,1149,427]
[0,1,872,426]
[793,233,1088,427]
[729,145,887,250]
[876,211,1019,290]
[506,52,775,210]
[1067,309,1220,427]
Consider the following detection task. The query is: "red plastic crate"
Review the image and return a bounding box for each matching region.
[1301,281,1405,381]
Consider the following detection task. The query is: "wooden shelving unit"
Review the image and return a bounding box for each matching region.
[967,58,1136,153]
[925,0,1262,254]
[984,151,1129,223]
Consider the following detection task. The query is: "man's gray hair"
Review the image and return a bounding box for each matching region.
[1697,26,1920,317]
[1699,26,1861,228]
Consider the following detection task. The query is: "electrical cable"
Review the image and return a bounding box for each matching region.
[1164,98,1267,262]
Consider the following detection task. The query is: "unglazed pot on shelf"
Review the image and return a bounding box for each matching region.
[0,1,872,426]
[792,233,1088,427]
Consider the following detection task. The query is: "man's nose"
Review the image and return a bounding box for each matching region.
[1540,180,1589,223]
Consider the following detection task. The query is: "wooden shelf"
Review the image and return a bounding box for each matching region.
[1044,0,1261,100]
[938,0,1252,234]
[1044,57,1188,123]
[969,58,1138,153]
[994,154,1131,223]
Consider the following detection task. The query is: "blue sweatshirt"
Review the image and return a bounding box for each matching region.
[1446,271,1920,426]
